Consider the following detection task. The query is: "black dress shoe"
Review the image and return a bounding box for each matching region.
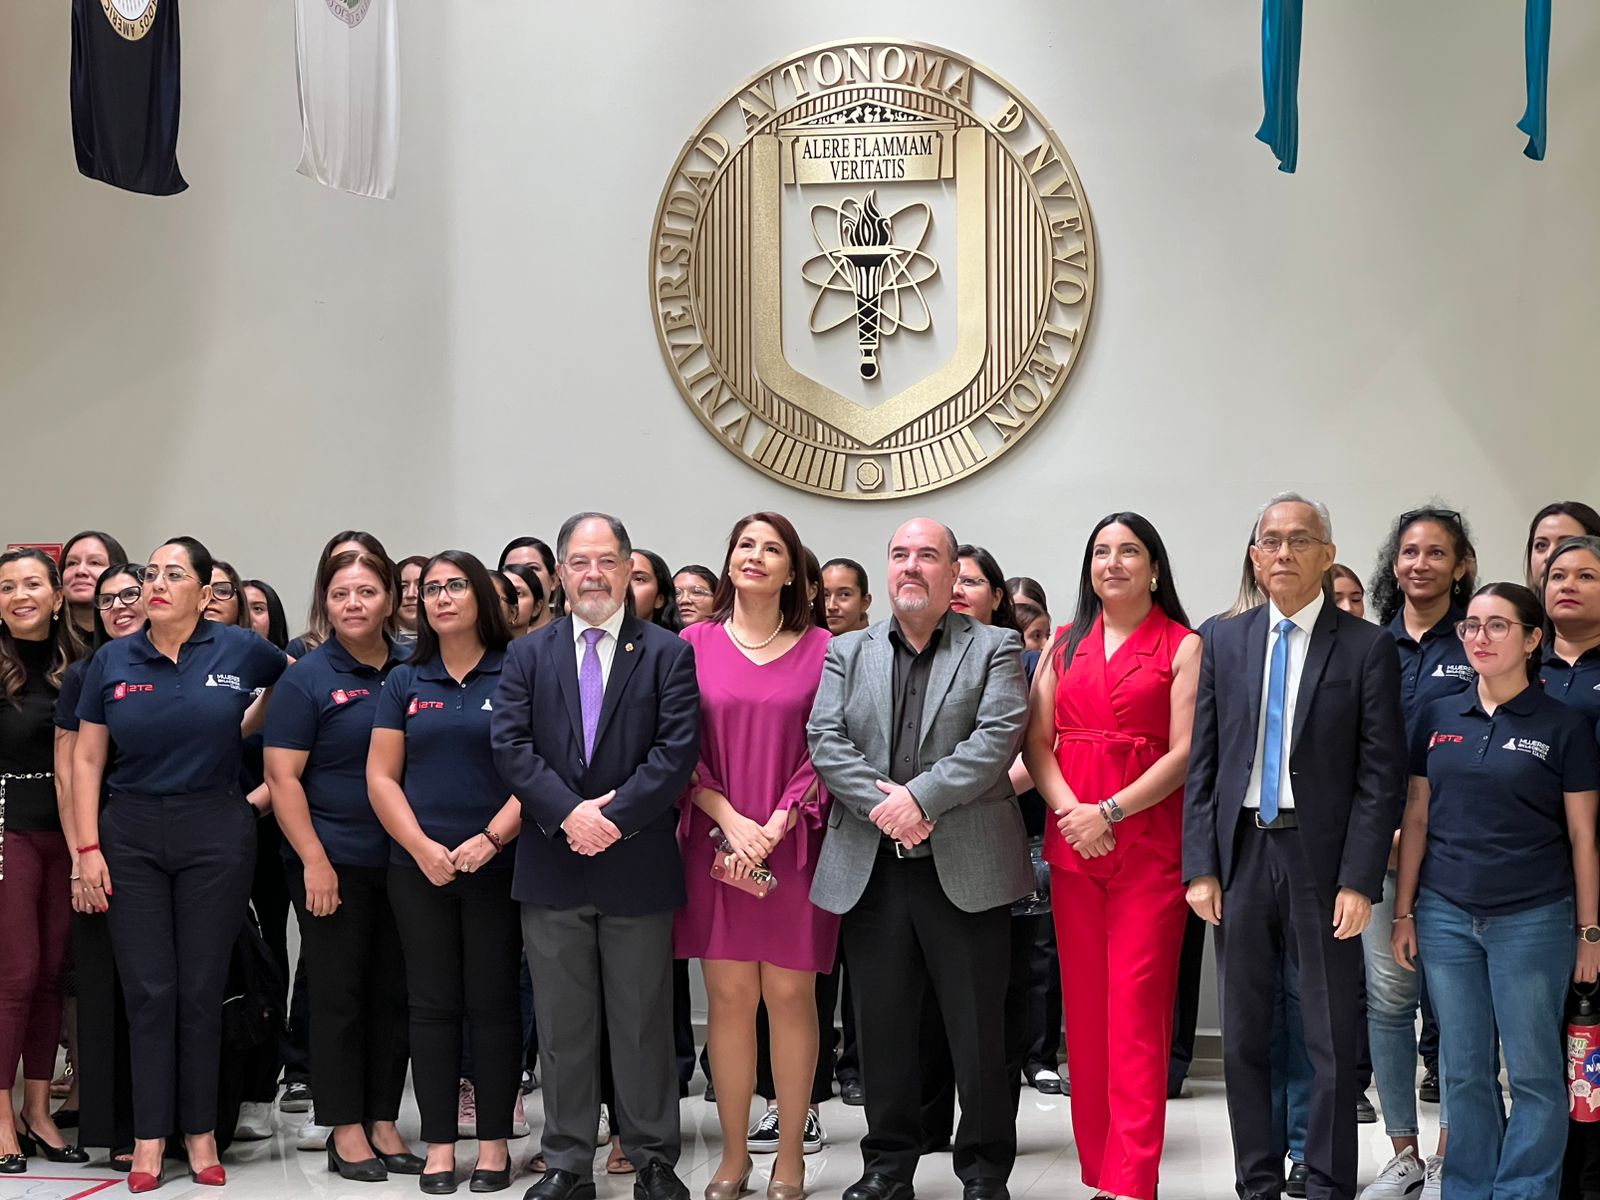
[523,1168,596,1200]
[842,1173,914,1200]
[381,1151,428,1175]
[471,1166,512,1193]
[633,1160,689,1200]
[840,1078,865,1106]
[422,1169,459,1195]
[328,1141,388,1182]
[962,1183,1008,1200]
[1286,1161,1309,1198]
[1418,1068,1440,1103]
[1355,1092,1377,1124]
[1026,1068,1062,1095]
[703,1081,716,1103]
[18,1121,90,1164]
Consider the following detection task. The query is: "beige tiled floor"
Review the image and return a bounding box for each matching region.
[1,1072,1445,1199]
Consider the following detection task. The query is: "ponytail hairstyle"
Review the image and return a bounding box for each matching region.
[0,548,83,701]
[1472,581,1544,686]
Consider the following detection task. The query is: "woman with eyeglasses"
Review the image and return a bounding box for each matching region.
[59,532,129,639]
[204,562,248,628]
[1360,506,1477,1197]
[673,565,719,627]
[0,549,86,1174]
[56,564,146,1171]
[69,537,288,1191]
[369,551,522,1195]
[1392,584,1600,1200]
[266,550,421,1182]
[1525,502,1600,592]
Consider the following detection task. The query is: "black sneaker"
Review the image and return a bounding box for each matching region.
[747,1105,780,1154]
[801,1110,825,1154]
[839,1078,865,1106]
[1418,1068,1440,1104]
[1355,1092,1377,1123]
[280,1082,313,1113]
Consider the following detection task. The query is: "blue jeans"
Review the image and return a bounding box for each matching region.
[1270,954,1312,1164]
[1362,871,1448,1136]
[1418,888,1573,1200]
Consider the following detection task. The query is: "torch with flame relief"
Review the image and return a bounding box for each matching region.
[835,191,897,381]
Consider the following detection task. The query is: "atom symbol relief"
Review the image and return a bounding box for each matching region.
[800,191,938,380]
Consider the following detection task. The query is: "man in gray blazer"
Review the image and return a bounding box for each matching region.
[808,518,1032,1200]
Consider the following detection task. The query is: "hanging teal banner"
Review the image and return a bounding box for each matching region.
[1255,0,1304,173]
[1517,0,1551,160]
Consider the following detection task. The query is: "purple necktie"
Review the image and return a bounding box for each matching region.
[580,627,605,760]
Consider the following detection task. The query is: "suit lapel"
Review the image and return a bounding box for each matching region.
[1290,600,1337,751]
[549,618,585,751]
[920,614,975,745]
[592,614,645,754]
[1243,605,1269,736]
[863,623,894,746]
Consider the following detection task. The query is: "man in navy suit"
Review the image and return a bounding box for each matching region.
[491,512,699,1200]
[1183,493,1406,1200]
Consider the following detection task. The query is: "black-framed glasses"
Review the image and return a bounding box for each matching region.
[1254,534,1327,555]
[1399,508,1462,528]
[1456,617,1527,642]
[210,581,237,600]
[93,585,143,610]
[422,577,471,600]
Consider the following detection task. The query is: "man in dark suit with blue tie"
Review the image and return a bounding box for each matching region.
[1183,494,1407,1200]
[491,512,700,1200]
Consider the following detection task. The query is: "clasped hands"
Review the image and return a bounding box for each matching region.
[1056,801,1114,859]
[719,806,797,880]
[562,790,621,856]
[871,781,933,849]
[414,828,507,886]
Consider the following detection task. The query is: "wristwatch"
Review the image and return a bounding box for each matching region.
[1579,925,1600,944]
[1098,797,1126,824]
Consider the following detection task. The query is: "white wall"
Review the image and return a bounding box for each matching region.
[4,1,1599,1032]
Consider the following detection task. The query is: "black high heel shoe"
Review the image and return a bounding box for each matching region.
[328,1139,388,1183]
[0,1152,24,1175]
[19,1120,89,1165]
[367,1125,426,1175]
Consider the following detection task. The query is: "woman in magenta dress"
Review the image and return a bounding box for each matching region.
[675,511,834,1200]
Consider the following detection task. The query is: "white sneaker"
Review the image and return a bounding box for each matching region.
[801,1109,825,1154]
[457,1078,477,1138]
[233,1100,275,1141]
[511,1092,530,1138]
[595,1103,611,1146]
[295,1113,331,1151]
[1419,1154,1443,1200]
[747,1104,780,1154]
[1358,1147,1424,1199]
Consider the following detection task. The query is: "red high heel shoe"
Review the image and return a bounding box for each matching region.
[188,1164,226,1186]
[127,1169,165,1193]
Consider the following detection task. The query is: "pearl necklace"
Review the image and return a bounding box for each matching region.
[726,618,784,651]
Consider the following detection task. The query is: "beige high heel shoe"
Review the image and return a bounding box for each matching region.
[704,1156,754,1200]
[765,1177,805,1200]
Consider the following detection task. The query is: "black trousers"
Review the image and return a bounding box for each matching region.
[1216,824,1363,1200]
[755,961,841,1104]
[673,959,696,1089]
[101,789,257,1139]
[243,819,292,1103]
[388,864,521,1145]
[288,864,409,1128]
[835,950,861,1085]
[73,909,134,1151]
[843,854,1013,1186]
[1169,910,1207,1090]
[1024,912,1062,1075]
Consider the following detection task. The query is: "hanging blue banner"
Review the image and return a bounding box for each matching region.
[1255,0,1304,173]
[1517,0,1551,160]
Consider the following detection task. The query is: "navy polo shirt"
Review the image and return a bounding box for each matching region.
[1391,606,1476,743]
[55,658,87,733]
[1542,644,1600,727]
[265,637,404,869]
[77,621,288,796]
[371,648,511,869]
[1412,684,1600,917]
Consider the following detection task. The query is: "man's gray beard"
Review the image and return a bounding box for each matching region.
[892,591,929,616]
[571,593,621,624]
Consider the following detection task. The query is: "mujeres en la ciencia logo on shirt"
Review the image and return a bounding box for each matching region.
[650,39,1096,499]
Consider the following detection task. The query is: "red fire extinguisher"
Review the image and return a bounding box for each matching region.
[1569,982,1600,1122]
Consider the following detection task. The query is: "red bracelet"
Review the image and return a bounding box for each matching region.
[480,827,504,853]
[76,843,100,855]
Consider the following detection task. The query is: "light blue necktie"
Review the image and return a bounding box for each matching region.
[1260,618,1295,824]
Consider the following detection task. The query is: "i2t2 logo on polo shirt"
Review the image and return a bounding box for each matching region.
[1502,736,1551,761]
[112,682,154,701]
[1428,732,1464,749]
[1431,663,1475,681]
[406,698,445,717]
[331,688,372,706]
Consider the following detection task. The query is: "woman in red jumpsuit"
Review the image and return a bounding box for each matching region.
[1023,513,1200,1200]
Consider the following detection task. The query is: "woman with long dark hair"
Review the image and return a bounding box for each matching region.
[71,536,288,1190]
[1525,502,1600,591]
[497,537,562,619]
[59,532,128,639]
[673,565,719,627]
[630,549,683,632]
[204,562,248,628]
[951,545,1019,631]
[500,564,550,636]
[56,564,146,1171]
[242,580,290,649]
[1022,513,1198,1200]
[0,549,86,1173]
[1393,583,1600,1200]
[676,513,833,1200]
[369,551,521,1195]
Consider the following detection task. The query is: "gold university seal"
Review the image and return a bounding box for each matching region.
[650,39,1096,499]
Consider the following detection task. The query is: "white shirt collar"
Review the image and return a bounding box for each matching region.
[572,602,627,645]
[1268,588,1324,636]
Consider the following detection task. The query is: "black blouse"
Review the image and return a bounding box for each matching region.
[0,637,62,832]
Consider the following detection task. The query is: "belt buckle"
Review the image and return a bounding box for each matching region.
[1254,811,1272,830]
[894,840,908,859]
